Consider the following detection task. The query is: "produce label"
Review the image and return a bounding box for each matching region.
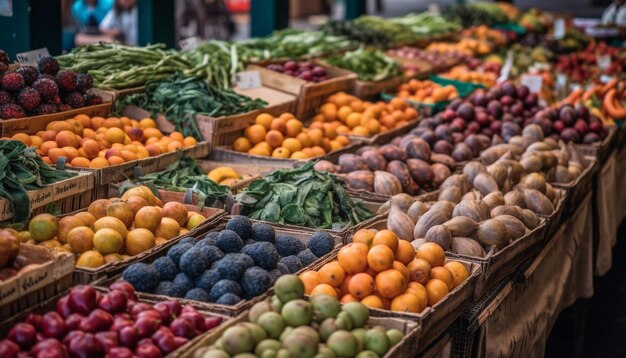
[15,48,50,65]
[521,75,543,94]
[0,0,12,16]
[179,36,203,51]
[236,70,262,89]
[428,3,440,16]
[553,18,565,40]
[597,55,611,71]
[497,51,514,83]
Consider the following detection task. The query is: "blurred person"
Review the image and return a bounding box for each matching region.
[99,0,138,45]
[72,0,113,29]
[601,0,626,27]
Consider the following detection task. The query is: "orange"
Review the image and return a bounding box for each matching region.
[139,118,157,128]
[375,269,407,299]
[47,148,68,165]
[182,136,197,147]
[143,128,164,139]
[255,113,274,130]
[104,127,126,144]
[339,274,353,296]
[70,157,91,168]
[265,130,285,148]
[120,150,138,162]
[245,124,267,144]
[445,261,470,288]
[307,128,324,146]
[393,261,410,282]
[415,242,445,268]
[348,273,374,299]
[285,119,303,137]
[270,117,287,134]
[169,131,184,142]
[90,158,108,169]
[390,97,408,110]
[407,258,431,284]
[345,112,362,129]
[232,137,252,152]
[311,283,337,298]
[335,135,350,146]
[248,146,270,157]
[372,230,399,252]
[367,245,395,272]
[336,125,351,135]
[395,240,416,265]
[11,133,31,146]
[361,295,385,309]
[281,138,302,153]
[103,117,124,129]
[299,271,320,295]
[337,243,369,274]
[271,147,290,158]
[322,123,337,139]
[352,126,370,136]
[337,106,353,122]
[365,119,381,134]
[391,293,422,313]
[290,151,309,160]
[431,267,455,291]
[81,139,100,159]
[406,282,428,309]
[353,229,375,247]
[340,294,360,304]
[329,140,342,151]
[318,261,345,288]
[167,141,183,152]
[279,112,295,121]
[311,146,326,157]
[62,147,80,161]
[29,136,43,148]
[295,132,312,148]
[425,279,449,306]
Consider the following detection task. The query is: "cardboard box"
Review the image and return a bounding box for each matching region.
[0,171,94,221]
[247,62,357,119]
[0,103,112,137]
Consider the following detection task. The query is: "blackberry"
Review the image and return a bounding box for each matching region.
[84,94,103,106]
[64,92,84,109]
[76,73,93,93]
[55,71,77,92]
[16,67,39,86]
[36,103,58,115]
[1,71,25,92]
[0,90,12,105]
[0,104,26,119]
[17,87,41,111]
[32,78,59,101]
[37,56,60,75]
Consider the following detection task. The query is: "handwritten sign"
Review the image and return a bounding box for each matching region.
[597,55,611,71]
[521,74,543,94]
[553,18,566,40]
[179,36,202,51]
[236,71,262,90]
[15,48,50,65]
[0,0,12,17]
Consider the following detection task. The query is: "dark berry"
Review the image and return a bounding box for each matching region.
[55,71,77,92]
[83,94,103,106]
[63,92,84,109]
[37,103,58,115]
[37,56,60,76]
[33,78,59,101]
[0,90,12,105]
[17,87,41,111]
[1,71,25,92]
[16,67,39,86]
[76,73,93,93]
[0,103,26,119]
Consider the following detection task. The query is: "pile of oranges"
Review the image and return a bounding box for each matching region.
[299,229,469,313]
[232,112,350,159]
[5,115,198,168]
[427,38,492,57]
[441,66,497,88]
[311,92,419,137]
[395,79,460,104]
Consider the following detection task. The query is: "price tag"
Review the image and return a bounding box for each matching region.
[0,0,12,17]
[236,71,262,90]
[497,51,514,83]
[600,75,614,84]
[597,55,611,71]
[15,48,50,65]
[553,18,566,40]
[521,74,543,94]
[179,36,202,51]
[428,4,440,16]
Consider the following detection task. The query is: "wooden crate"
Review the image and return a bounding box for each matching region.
[247,61,357,119]
[90,86,144,102]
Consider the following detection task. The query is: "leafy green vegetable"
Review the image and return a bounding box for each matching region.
[237,162,372,229]
[116,74,266,140]
[0,140,76,222]
[326,47,401,82]
[120,154,229,208]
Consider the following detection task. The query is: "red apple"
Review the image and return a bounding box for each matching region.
[134,316,161,338]
[110,281,136,300]
[68,333,104,358]
[24,314,43,328]
[56,296,73,318]
[111,317,133,332]
[154,332,177,355]
[0,339,19,357]
[40,312,66,339]
[129,302,152,317]
[161,301,181,317]
[135,343,163,358]
[152,303,172,325]
[80,309,113,333]
[99,290,128,314]
[95,331,118,351]
[65,313,85,331]
[118,326,139,349]
[108,347,134,358]
[68,286,97,315]
[152,327,173,342]
[204,317,222,331]
[169,318,197,339]
[173,336,188,349]
[63,331,84,346]
[8,323,37,349]
[31,338,68,358]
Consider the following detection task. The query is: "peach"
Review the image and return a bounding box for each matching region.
[104,127,126,144]
[103,117,123,129]
[81,139,100,159]
[104,149,122,159]
[55,130,79,148]
[41,130,58,142]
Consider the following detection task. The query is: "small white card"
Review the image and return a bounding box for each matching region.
[179,36,202,51]
[497,51,514,83]
[236,70,262,89]
[15,48,50,65]
[521,74,543,93]
[597,55,611,71]
[553,18,566,40]
[600,75,614,84]
[428,4,440,16]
